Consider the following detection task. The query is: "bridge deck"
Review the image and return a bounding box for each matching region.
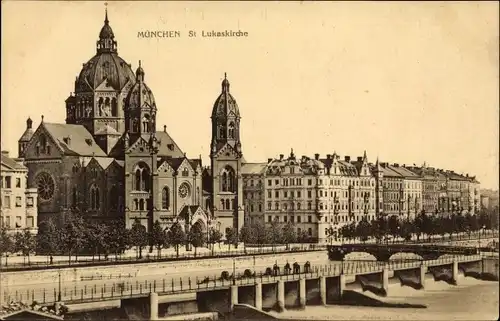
[2,255,482,306]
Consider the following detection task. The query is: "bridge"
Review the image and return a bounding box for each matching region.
[3,254,498,320]
[327,243,479,261]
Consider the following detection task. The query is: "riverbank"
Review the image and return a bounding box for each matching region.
[270,276,499,320]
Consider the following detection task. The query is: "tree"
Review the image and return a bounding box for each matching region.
[84,221,108,260]
[150,220,169,258]
[106,220,129,258]
[398,220,414,242]
[188,223,206,256]
[267,218,283,249]
[282,221,297,248]
[0,227,13,265]
[373,216,388,243]
[355,218,372,243]
[36,219,60,258]
[208,228,223,255]
[168,222,186,257]
[14,228,36,264]
[129,219,148,259]
[239,223,256,249]
[252,220,268,245]
[225,227,238,251]
[60,213,86,263]
[388,215,400,242]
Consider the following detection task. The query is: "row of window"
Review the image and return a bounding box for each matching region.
[0,216,35,228]
[0,176,23,189]
[268,215,313,223]
[266,178,375,187]
[2,195,34,208]
[265,201,375,212]
[262,189,373,200]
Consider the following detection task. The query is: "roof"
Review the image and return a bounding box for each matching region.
[390,166,420,179]
[93,157,115,170]
[178,205,204,221]
[1,154,27,171]
[95,124,120,135]
[152,132,184,158]
[211,75,240,118]
[42,123,106,157]
[241,163,267,175]
[380,164,403,178]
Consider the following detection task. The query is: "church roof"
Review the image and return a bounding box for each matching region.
[153,132,184,158]
[1,153,26,170]
[93,157,115,170]
[125,61,156,110]
[43,123,106,157]
[211,73,240,118]
[95,124,120,135]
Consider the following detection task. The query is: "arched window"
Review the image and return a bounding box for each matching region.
[221,199,225,210]
[218,125,225,139]
[134,162,150,191]
[220,166,235,192]
[228,122,235,139]
[134,199,139,210]
[142,114,150,132]
[139,199,145,211]
[205,199,210,210]
[297,203,301,210]
[90,185,98,210]
[225,199,230,210]
[109,186,118,210]
[162,187,170,210]
[111,98,118,116]
[95,187,100,210]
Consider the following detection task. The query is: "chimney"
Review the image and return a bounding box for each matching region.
[26,117,33,129]
[345,156,350,162]
[326,154,331,160]
[163,125,167,133]
[279,154,284,160]
[314,153,320,160]
[394,163,399,167]
[268,158,273,163]
[403,164,406,168]
[301,156,307,162]
[357,156,363,162]
[1,150,9,158]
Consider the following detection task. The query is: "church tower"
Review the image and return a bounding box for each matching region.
[210,73,244,237]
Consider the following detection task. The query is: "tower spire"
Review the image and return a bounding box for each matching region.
[104,3,109,24]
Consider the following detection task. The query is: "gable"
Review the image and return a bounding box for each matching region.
[215,143,239,159]
[23,124,64,160]
[126,136,153,155]
[176,158,194,176]
[158,159,174,174]
[95,78,116,91]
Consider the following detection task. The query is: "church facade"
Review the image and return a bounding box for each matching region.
[17,10,244,237]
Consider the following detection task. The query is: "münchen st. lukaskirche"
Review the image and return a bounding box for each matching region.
[17,10,244,237]
[16,10,481,243]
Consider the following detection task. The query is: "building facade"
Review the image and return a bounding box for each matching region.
[242,151,378,243]
[16,10,243,238]
[0,151,38,234]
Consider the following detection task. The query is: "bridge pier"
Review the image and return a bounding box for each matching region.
[255,282,262,310]
[277,280,285,312]
[319,276,326,305]
[299,278,306,309]
[149,292,158,321]
[452,260,459,285]
[382,268,389,295]
[230,285,238,311]
[420,264,427,289]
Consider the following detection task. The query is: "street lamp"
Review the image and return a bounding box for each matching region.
[58,270,62,302]
[232,258,236,285]
[478,225,486,251]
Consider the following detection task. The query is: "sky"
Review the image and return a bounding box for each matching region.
[1,1,498,189]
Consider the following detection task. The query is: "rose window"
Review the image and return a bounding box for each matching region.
[178,183,190,199]
[36,172,55,202]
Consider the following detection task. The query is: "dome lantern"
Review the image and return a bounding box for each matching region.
[96,7,117,54]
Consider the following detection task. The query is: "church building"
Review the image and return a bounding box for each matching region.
[17,10,245,237]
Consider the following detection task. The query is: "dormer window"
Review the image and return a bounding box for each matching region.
[85,138,93,146]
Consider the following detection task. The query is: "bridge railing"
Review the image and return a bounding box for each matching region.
[0,244,327,272]
[1,255,482,306]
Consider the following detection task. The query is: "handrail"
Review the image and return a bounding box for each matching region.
[1,254,483,306]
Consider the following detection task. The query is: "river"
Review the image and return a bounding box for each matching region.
[270,275,499,320]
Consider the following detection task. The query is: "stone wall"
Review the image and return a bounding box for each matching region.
[0,251,325,289]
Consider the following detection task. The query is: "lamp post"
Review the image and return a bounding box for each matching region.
[232,258,236,285]
[58,270,62,302]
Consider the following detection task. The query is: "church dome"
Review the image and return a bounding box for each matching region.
[75,9,135,92]
[211,73,240,118]
[125,61,156,110]
[76,53,135,91]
